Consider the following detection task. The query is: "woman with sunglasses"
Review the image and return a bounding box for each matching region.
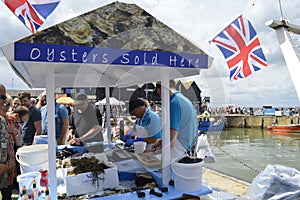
[0,84,15,200]
[6,106,30,193]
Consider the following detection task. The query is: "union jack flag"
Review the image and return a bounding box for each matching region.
[3,0,61,33]
[212,15,268,80]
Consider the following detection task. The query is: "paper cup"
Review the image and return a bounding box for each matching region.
[134,141,146,155]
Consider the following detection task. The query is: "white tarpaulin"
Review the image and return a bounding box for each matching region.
[95,97,125,106]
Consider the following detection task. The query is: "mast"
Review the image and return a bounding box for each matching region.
[265,18,300,101]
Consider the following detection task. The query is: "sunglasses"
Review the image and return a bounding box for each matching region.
[0,94,7,100]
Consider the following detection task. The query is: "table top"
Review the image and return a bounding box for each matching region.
[94,185,212,199]
[57,144,87,152]
[55,144,212,199]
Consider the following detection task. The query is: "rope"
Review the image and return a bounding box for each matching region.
[210,132,261,175]
[215,145,261,174]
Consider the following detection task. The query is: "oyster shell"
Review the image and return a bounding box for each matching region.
[122,34,159,51]
[19,2,207,55]
[115,1,142,15]
[86,16,115,37]
[66,156,110,176]
[58,16,94,44]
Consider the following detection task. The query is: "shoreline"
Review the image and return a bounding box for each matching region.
[203,167,250,196]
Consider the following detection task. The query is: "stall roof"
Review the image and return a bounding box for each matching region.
[1,1,212,89]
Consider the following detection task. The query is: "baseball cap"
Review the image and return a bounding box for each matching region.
[74,93,88,104]
[129,98,145,113]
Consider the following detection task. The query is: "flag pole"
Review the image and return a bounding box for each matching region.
[209,2,256,43]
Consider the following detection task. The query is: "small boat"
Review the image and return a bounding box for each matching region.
[266,124,300,133]
[198,120,226,133]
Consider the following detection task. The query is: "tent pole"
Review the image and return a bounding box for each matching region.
[46,67,58,199]
[161,70,171,185]
[105,86,112,144]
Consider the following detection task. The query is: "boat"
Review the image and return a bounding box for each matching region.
[198,120,226,133]
[266,124,300,134]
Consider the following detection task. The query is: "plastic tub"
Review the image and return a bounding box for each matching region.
[171,160,204,192]
[17,172,41,195]
[16,144,48,174]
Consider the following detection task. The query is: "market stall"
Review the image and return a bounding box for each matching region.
[2,1,212,199]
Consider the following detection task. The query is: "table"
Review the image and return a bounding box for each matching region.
[94,185,212,199]
[54,145,212,199]
[97,158,212,199]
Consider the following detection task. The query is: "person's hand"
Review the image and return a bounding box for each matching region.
[70,137,81,145]
[124,139,135,147]
[151,139,162,151]
[66,132,73,142]
[7,123,17,135]
[124,138,144,147]
[122,129,135,142]
[144,148,154,153]
[0,164,8,176]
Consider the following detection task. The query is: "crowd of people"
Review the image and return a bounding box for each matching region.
[0,79,199,199]
[0,84,76,199]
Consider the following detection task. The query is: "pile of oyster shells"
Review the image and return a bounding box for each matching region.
[20,2,204,54]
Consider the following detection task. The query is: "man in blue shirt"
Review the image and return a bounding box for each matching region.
[124,98,162,146]
[41,95,69,145]
[151,80,197,161]
[19,92,42,146]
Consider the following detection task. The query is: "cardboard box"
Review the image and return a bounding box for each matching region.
[64,163,119,196]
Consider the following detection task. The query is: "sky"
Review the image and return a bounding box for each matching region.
[0,0,300,108]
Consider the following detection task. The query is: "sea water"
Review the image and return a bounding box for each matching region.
[205,128,300,183]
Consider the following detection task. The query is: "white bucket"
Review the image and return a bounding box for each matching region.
[17,172,41,195]
[16,144,48,174]
[171,161,204,192]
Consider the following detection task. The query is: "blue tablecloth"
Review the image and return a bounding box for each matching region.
[57,141,121,153]
[94,185,212,199]
[96,160,212,199]
[55,145,212,199]
[57,144,87,153]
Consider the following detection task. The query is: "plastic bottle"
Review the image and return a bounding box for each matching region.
[40,169,49,187]
[21,185,29,200]
[45,186,51,200]
[31,179,39,200]
[21,185,26,195]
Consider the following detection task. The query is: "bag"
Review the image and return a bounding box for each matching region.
[195,134,216,163]
[246,164,300,200]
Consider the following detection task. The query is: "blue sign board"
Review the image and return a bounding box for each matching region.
[264,108,276,116]
[14,42,208,69]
